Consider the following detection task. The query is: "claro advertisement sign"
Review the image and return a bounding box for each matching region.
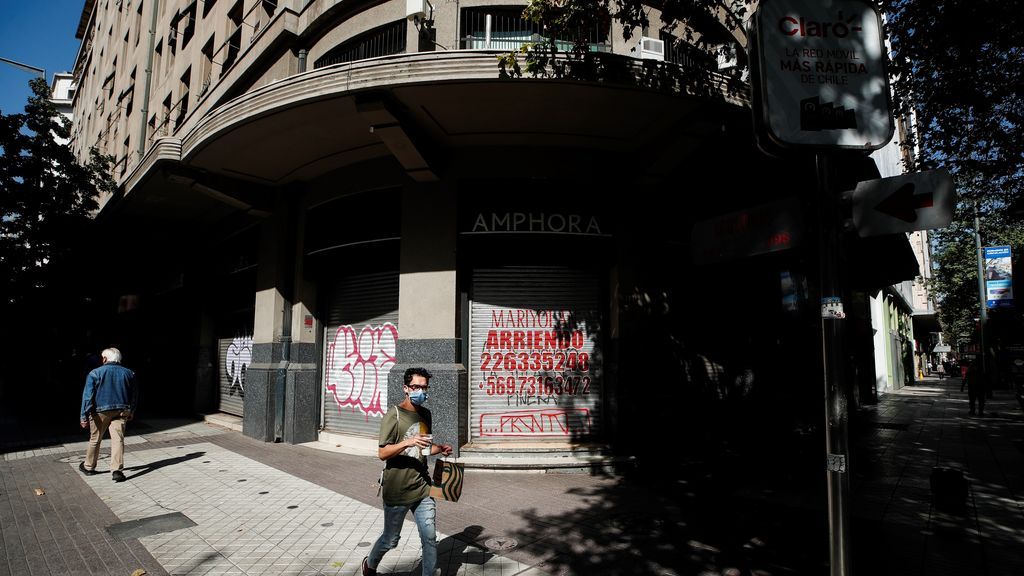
[753,0,894,150]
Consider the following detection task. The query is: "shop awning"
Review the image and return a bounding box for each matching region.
[847,232,921,291]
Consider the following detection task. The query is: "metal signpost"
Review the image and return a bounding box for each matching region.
[753,2,893,575]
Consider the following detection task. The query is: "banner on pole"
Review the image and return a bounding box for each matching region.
[984,245,1013,308]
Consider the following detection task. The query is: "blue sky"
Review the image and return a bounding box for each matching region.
[0,1,85,115]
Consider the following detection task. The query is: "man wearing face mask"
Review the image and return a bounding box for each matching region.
[363,367,453,576]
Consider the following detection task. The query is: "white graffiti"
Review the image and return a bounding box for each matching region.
[226,335,253,396]
[325,323,398,419]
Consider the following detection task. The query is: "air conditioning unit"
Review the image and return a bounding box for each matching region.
[406,0,428,20]
[638,36,665,61]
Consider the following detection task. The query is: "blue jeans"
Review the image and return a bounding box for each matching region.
[368,496,437,575]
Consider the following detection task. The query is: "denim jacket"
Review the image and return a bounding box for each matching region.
[80,362,138,421]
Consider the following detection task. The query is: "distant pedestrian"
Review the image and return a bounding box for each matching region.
[78,348,137,482]
[363,367,452,576]
[965,357,986,416]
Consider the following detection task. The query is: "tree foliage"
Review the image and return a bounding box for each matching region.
[0,77,115,308]
[881,0,1024,344]
[881,0,1024,207]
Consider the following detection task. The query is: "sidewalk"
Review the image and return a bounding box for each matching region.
[850,375,1024,576]
[2,377,1022,576]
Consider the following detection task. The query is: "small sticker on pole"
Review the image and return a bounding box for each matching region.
[827,454,847,473]
[821,297,846,319]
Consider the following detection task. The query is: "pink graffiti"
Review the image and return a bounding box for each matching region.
[478,408,591,437]
[325,323,398,419]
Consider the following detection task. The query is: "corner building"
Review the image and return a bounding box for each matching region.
[68,0,909,466]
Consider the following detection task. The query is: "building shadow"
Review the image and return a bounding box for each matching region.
[505,462,831,576]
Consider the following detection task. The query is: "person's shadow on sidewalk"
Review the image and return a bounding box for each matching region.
[433,525,492,576]
[122,451,205,481]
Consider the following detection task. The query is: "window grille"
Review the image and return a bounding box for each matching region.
[313,20,407,69]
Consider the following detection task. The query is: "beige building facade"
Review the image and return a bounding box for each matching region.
[66,0,915,464]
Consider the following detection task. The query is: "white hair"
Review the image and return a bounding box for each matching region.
[101,348,122,363]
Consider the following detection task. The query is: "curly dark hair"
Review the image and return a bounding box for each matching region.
[403,367,432,385]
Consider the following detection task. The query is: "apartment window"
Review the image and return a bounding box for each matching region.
[176,67,191,129]
[103,112,113,149]
[313,20,407,69]
[122,31,130,68]
[161,94,172,135]
[101,72,115,102]
[181,2,197,49]
[200,36,214,97]
[121,85,134,120]
[154,40,163,78]
[253,0,276,36]
[147,113,156,142]
[222,0,242,74]
[135,2,144,46]
[120,135,130,175]
[124,68,136,119]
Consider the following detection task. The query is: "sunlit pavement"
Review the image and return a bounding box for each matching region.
[2,377,1023,576]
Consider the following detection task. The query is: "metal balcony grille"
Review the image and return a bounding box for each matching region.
[660,32,717,70]
[313,20,407,69]
[460,8,610,52]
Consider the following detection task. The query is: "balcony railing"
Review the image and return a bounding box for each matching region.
[460,8,611,53]
[314,20,407,69]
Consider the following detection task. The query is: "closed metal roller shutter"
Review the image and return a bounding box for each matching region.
[470,267,603,443]
[217,335,251,417]
[321,272,400,437]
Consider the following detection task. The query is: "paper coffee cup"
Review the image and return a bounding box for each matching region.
[420,435,433,456]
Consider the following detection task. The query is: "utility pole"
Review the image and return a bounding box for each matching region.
[973,202,989,378]
[816,153,851,576]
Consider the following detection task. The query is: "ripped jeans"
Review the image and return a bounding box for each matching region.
[367,496,436,575]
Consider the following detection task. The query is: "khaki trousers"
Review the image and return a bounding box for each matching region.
[84,410,129,472]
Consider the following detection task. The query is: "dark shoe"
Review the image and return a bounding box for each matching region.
[361,557,376,576]
[112,470,126,482]
[78,462,99,476]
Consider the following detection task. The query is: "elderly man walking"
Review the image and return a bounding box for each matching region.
[78,348,137,482]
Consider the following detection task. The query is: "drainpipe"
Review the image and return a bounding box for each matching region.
[274,305,292,442]
[297,49,307,73]
[137,0,159,160]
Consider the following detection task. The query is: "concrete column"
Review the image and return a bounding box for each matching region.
[283,203,320,445]
[244,199,290,442]
[244,190,322,444]
[388,182,468,455]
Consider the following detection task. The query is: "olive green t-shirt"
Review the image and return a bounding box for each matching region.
[379,405,432,505]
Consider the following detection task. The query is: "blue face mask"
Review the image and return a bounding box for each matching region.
[409,389,428,406]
